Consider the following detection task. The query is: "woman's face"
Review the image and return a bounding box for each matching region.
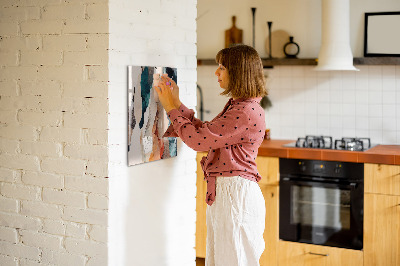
[215,64,229,89]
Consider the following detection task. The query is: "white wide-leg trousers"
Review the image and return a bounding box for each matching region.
[205,176,266,266]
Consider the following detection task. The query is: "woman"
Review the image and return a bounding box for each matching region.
[155,45,267,266]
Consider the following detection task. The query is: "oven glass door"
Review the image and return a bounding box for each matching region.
[280,178,363,250]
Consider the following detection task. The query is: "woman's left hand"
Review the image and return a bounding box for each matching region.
[154,78,176,113]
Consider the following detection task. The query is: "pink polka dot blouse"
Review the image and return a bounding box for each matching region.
[163,97,266,206]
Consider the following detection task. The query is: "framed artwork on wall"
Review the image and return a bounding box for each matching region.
[127,65,178,166]
[364,11,400,57]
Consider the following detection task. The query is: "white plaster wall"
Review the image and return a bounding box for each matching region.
[0,1,109,265]
[108,0,198,265]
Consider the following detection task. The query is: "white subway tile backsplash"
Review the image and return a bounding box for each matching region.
[198,65,400,144]
[368,104,383,118]
[356,117,369,130]
[382,91,396,104]
[383,131,397,144]
[368,91,382,104]
[342,128,356,138]
[382,104,396,118]
[317,89,330,103]
[317,102,330,115]
[355,90,369,104]
[342,103,355,116]
[355,104,369,117]
[343,116,356,129]
[383,117,397,131]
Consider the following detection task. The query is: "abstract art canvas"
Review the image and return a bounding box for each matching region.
[127,65,178,166]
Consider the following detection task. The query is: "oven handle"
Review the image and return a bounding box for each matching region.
[281,177,358,188]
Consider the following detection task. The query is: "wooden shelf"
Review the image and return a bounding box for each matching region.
[353,57,400,65]
[197,57,400,68]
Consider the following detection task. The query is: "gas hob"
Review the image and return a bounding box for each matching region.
[283,135,376,152]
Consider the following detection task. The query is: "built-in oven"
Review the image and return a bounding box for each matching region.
[279,158,364,250]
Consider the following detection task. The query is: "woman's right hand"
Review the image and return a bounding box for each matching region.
[162,75,181,109]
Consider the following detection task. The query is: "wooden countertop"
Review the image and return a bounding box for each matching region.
[258,139,400,165]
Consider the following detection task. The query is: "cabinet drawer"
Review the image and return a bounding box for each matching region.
[365,164,400,196]
[278,241,363,266]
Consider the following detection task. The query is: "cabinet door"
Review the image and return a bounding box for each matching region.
[259,185,279,266]
[256,156,279,186]
[278,241,363,266]
[196,152,208,258]
[364,193,400,266]
[365,163,400,196]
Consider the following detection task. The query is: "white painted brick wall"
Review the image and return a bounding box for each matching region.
[108,0,198,265]
[0,0,109,265]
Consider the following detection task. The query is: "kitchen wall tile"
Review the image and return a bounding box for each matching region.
[368,76,383,91]
[305,77,317,89]
[382,117,397,131]
[342,128,356,138]
[369,130,383,144]
[355,117,369,130]
[382,91,396,104]
[355,90,368,104]
[355,129,369,138]
[305,116,317,131]
[304,88,318,103]
[368,90,382,104]
[317,115,330,128]
[292,67,305,77]
[342,90,355,104]
[382,104,396,118]
[279,66,293,77]
[280,77,292,89]
[369,117,383,130]
[317,88,330,102]
[342,103,355,116]
[368,104,383,118]
[317,77,330,90]
[317,102,330,115]
[395,66,400,79]
[293,77,306,90]
[382,78,396,91]
[355,104,369,117]
[330,103,342,116]
[317,127,331,136]
[329,88,343,103]
[329,73,343,90]
[382,131,397,145]
[330,116,343,128]
[355,67,369,91]
[343,116,356,129]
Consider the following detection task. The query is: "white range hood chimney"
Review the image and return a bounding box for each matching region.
[314,0,359,71]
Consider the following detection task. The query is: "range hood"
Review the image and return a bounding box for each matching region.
[314,0,359,71]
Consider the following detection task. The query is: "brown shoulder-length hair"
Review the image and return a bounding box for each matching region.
[215,45,267,98]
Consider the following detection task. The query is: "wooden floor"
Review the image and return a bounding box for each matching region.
[196,257,205,266]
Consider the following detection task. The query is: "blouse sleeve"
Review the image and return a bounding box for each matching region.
[166,106,253,152]
[163,103,204,137]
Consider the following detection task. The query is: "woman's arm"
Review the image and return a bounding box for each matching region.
[166,106,253,152]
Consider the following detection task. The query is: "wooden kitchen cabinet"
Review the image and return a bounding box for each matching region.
[196,152,208,258]
[278,241,363,266]
[259,184,279,266]
[364,163,400,196]
[364,163,400,266]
